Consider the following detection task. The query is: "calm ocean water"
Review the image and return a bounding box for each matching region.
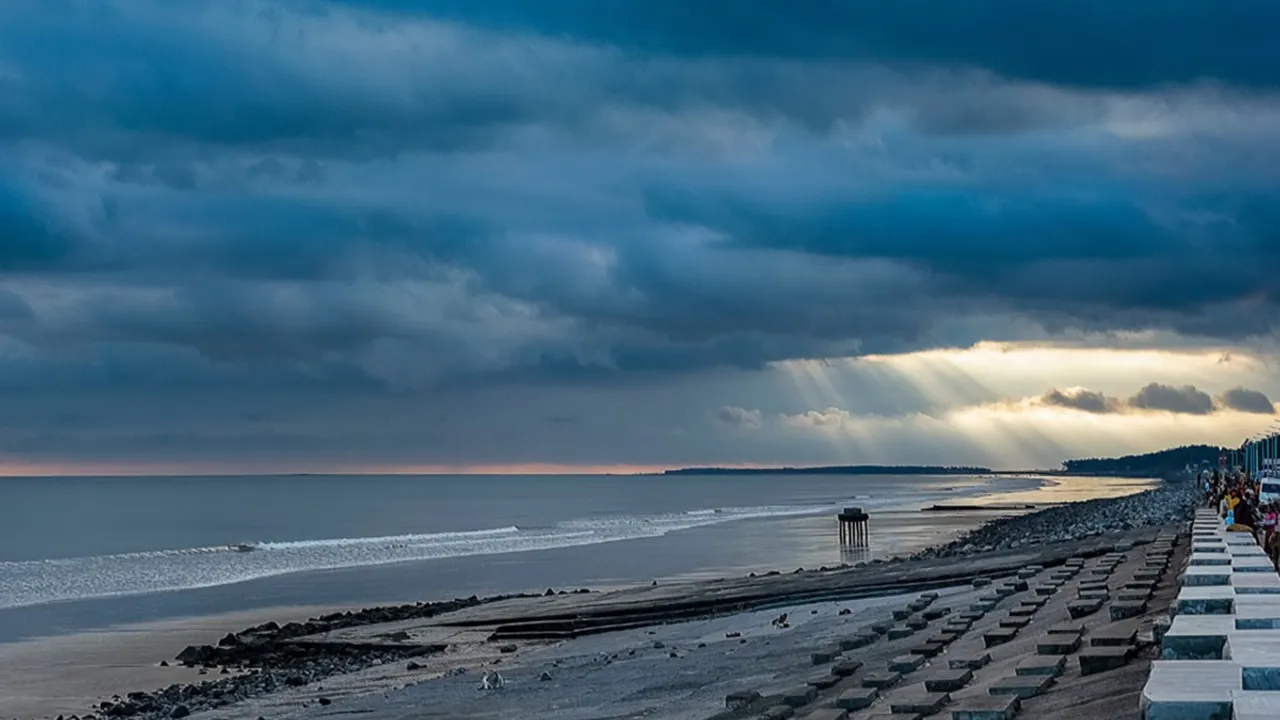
[0,473,1151,642]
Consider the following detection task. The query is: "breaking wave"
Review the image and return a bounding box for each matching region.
[0,504,836,609]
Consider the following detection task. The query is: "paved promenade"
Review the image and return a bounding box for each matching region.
[1143,509,1280,720]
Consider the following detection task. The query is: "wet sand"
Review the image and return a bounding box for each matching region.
[0,607,339,719]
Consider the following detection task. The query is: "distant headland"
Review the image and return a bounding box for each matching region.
[663,465,991,476]
[661,444,1228,478]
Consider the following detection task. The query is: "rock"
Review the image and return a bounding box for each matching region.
[159,661,168,667]
[405,661,422,671]
[318,698,331,706]
[652,641,665,649]
[498,644,518,653]
[838,608,851,616]
[540,671,553,682]
[218,633,240,647]
[169,705,190,719]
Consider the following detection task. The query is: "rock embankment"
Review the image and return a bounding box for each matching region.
[80,593,541,720]
[913,479,1197,561]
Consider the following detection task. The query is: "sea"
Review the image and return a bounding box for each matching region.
[0,472,1156,644]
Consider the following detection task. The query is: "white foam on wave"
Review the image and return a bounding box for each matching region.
[0,503,836,610]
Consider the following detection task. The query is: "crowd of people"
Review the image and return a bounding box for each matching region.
[1200,468,1280,570]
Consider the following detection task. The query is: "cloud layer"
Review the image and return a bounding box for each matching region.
[1,2,1278,468]
[1031,383,1273,416]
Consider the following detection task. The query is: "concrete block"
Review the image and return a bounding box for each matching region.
[1233,574,1280,594]
[893,608,914,620]
[1233,556,1274,571]
[1234,692,1280,720]
[948,653,991,670]
[889,688,950,715]
[1015,655,1066,677]
[888,625,916,640]
[906,617,930,630]
[1233,599,1280,629]
[1188,555,1232,566]
[1134,569,1163,581]
[984,628,1018,647]
[1175,586,1236,615]
[806,672,842,690]
[840,634,876,651]
[869,622,893,635]
[798,710,847,720]
[1125,580,1157,592]
[1090,567,1113,576]
[1016,568,1038,580]
[1037,633,1082,655]
[994,584,1017,598]
[863,714,921,720]
[1033,585,1057,596]
[1089,625,1138,647]
[1078,588,1109,601]
[811,649,837,665]
[1110,601,1147,621]
[988,674,1053,698]
[1140,660,1237,720]
[1005,579,1029,592]
[1007,606,1037,618]
[1049,622,1088,635]
[831,660,864,677]
[925,669,974,693]
[1119,589,1152,603]
[760,705,795,720]
[782,685,819,707]
[1079,646,1133,675]
[1184,566,1231,586]
[922,607,952,621]
[949,694,1019,720]
[970,602,996,613]
[928,632,959,646]
[1161,615,1231,660]
[909,600,930,612]
[1224,636,1280,690]
[920,592,940,601]
[835,687,878,711]
[979,593,1003,604]
[972,577,992,588]
[1020,596,1047,608]
[862,671,902,689]
[959,611,986,621]
[1067,598,1104,618]
[725,689,762,710]
[909,643,942,658]
[889,654,927,673]
[1000,616,1031,629]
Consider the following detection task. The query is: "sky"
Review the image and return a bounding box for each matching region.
[2,1,1280,475]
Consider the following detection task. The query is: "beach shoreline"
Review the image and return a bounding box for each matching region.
[0,474,1177,720]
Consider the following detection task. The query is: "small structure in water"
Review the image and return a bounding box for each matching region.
[838,507,870,547]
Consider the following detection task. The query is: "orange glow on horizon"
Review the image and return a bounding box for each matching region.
[0,458,812,478]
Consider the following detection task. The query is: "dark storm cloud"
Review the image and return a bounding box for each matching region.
[1128,382,1215,415]
[1040,388,1118,414]
[0,0,1279,468]
[393,0,1280,89]
[1220,387,1276,414]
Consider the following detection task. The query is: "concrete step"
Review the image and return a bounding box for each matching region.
[948,694,1020,720]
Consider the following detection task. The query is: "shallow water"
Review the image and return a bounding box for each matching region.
[0,472,1152,642]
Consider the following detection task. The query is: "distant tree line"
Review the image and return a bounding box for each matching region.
[1061,444,1223,475]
